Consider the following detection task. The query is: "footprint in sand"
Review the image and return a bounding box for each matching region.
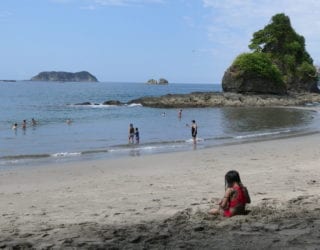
[307,180,317,185]
[113,212,124,216]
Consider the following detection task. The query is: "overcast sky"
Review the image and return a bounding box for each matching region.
[1,0,319,83]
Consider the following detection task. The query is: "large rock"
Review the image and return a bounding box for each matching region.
[31,71,98,82]
[222,65,287,95]
[146,78,169,85]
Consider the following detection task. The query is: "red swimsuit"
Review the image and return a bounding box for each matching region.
[224,185,248,217]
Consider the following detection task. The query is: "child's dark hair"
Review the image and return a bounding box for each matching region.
[225,170,241,188]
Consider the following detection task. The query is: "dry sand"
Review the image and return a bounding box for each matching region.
[1,132,320,249]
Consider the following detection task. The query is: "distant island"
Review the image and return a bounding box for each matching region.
[147,78,169,85]
[0,80,16,82]
[31,71,98,82]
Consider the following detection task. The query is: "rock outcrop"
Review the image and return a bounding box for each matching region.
[147,78,169,85]
[128,92,320,108]
[102,100,123,105]
[222,65,287,95]
[223,13,319,94]
[31,71,98,82]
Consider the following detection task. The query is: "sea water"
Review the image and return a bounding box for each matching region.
[0,81,319,167]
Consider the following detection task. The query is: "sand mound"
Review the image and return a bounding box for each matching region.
[1,195,319,249]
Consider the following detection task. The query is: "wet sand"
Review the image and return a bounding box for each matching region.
[1,133,320,249]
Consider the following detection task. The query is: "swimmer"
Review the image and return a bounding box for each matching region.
[22,120,27,129]
[31,118,37,126]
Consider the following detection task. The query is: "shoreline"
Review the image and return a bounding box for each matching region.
[1,132,320,248]
[2,106,320,168]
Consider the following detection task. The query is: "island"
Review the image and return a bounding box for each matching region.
[147,78,169,85]
[30,71,98,82]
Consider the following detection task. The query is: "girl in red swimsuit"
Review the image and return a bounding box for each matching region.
[209,170,251,217]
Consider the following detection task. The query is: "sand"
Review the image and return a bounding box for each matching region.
[1,132,320,249]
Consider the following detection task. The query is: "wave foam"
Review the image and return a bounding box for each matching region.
[51,152,81,157]
[235,130,291,139]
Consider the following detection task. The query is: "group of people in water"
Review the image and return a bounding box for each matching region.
[128,109,198,146]
[128,123,139,144]
[12,118,37,130]
[12,118,73,131]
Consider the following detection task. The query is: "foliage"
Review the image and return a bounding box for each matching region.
[247,13,317,90]
[233,53,284,86]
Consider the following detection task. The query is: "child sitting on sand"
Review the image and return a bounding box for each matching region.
[209,170,250,217]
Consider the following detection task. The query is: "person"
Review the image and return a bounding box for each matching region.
[128,123,135,143]
[209,170,251,217]
[31,118,37,126]
[66,119,72,125]
[178,109,182,119]
[191,120,197,144]
[22,120,27,129]
[12,123,18,130]
[135,127,140,144]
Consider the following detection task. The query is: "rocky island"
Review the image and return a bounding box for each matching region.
[147,78,169,85]
[222,13,318,94]
[31,71,98,82]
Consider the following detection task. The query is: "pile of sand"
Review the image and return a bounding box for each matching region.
[1,195,319,249]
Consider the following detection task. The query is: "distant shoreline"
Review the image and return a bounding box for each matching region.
[0,79,16,82]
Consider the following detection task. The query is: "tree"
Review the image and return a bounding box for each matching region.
[248,13,318,92]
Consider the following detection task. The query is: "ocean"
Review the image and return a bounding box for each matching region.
[1,81,319,167]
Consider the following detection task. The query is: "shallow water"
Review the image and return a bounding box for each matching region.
[0,81,319,166]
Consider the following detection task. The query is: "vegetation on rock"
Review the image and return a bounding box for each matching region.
[233,53,284,86]
[223,13,319,94]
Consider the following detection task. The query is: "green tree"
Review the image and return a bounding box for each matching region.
[233,52,283,86]
[248,13,318,92]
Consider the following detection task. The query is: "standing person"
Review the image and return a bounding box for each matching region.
[178,109,182,119]
[128,123,135,144]
[209,170,251,217]
[12,123,18,130]
[191,120,197,144]
[135,127,140,144]
[22,120,27,129]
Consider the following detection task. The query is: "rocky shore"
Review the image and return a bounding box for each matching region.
[73,92,320,108]
[125,91,320,108]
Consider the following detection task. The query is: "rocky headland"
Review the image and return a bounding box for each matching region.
[31,71,98,82]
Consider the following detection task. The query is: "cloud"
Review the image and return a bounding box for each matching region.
[0,10,12,18]
[202,0,320,63]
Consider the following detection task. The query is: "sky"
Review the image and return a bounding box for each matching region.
[0,0,320,84]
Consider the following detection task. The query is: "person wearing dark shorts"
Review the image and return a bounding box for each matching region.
[191,120,197,144]
[129,123,135,143]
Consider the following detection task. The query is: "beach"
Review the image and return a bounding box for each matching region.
[1,133,320,249]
